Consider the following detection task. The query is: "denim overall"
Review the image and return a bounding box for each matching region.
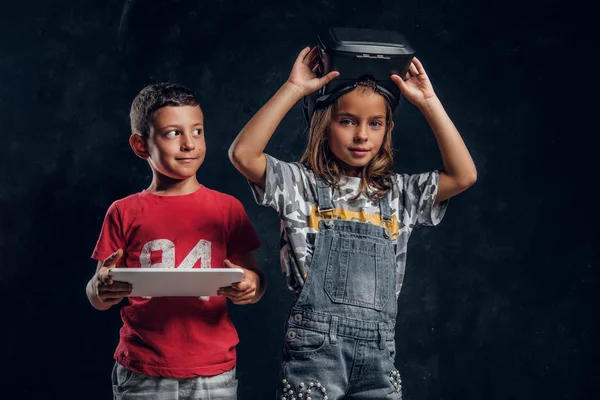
[279,177,402,400]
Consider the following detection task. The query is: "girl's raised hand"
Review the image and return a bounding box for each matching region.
[391,57,437,108]
[287,46,339,97]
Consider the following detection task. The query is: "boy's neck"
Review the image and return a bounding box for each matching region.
[146,174,202,196]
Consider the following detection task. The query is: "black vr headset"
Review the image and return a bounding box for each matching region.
[303,27,416,125]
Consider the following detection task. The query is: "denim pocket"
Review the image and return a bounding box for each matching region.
[324,234,392,310]
[225,367,238,387]
[284,327,328,356]
[114,363,137,388]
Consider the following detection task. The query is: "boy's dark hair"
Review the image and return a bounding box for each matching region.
[130,83,199,137]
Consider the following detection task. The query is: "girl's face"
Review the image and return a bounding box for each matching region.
[327,88,393,176]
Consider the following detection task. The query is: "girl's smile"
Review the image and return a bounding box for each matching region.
[349,147,370,157]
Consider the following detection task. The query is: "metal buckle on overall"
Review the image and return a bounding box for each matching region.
[317,206,333,217]
[317,206,334,227]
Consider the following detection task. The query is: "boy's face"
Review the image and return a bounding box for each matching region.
[135,105,206,181]
[327,88,392,176]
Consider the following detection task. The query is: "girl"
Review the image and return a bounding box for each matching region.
[229,46,477,399]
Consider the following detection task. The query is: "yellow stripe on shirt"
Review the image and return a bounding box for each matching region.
[307,205,399,240]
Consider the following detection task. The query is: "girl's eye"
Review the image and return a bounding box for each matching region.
[165,130,179,138]
[340,119,353,126]
[370,121,383,128]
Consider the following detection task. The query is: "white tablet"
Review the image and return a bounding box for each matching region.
[107,268,244,297]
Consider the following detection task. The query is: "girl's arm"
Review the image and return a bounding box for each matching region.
[229,47,338,189]
[392,57,477,204]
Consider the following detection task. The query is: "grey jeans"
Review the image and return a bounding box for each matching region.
[112,362,238,400]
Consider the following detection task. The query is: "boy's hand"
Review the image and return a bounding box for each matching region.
[217,259,261,305]
[391,57,437,109]
[287,46,339,97]
[93,249,132,306]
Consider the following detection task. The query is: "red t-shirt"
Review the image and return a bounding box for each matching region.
[92,186,261,378]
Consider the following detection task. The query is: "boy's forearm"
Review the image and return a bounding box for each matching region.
[252,268,266,304]
[242,262,266,304]
[419,97,477,185]
[229,82,303,169]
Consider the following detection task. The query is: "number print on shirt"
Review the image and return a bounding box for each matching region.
[139,239,212,269]
[138,239,212,301]
[139,239,175,269]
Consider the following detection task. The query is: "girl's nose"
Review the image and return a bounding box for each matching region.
[354,124,368,141]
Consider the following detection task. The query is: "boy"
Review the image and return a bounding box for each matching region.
[86,83,264,400]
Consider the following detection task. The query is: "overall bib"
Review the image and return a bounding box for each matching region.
[279,177,402,399]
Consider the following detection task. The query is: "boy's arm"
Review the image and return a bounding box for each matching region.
[229,47,338,188]
[218,253,265,305]
[391,57,477,203]
[86,249,132,311]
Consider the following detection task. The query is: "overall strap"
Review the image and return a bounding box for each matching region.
[315,176,333,216]
[379,194,392,223]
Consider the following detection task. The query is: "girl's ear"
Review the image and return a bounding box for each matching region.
[388,120,395,133]
[129,134,149,159]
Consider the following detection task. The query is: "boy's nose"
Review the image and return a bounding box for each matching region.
[181,134,195,151]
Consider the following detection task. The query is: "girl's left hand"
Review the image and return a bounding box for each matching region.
[391,57,437,109]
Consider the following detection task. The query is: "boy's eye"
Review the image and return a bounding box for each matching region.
[165,130,179,138]
[193,129,203,136]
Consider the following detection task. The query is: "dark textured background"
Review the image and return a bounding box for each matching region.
[1,0,597,398]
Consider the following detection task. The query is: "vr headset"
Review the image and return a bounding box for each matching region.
[303,27,416,124]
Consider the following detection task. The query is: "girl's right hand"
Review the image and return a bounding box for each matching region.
[286,47,339,97]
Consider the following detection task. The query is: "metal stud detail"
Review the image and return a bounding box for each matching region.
[389,369,402,394]
[280,379,329,399]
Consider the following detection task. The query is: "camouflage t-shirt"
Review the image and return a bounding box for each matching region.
[250,154,448,297]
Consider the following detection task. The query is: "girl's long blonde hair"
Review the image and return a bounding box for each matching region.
[300,78,396,200]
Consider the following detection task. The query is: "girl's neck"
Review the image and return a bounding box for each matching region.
[339,160,362,178]
[146,173,202,196]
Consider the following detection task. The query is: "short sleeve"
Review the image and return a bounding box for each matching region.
[248,154,308,217]
[91,202,127,265]
[398,170,448,228]
[226,197,261,257]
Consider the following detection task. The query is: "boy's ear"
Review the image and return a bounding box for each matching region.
[129,133,149,159]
